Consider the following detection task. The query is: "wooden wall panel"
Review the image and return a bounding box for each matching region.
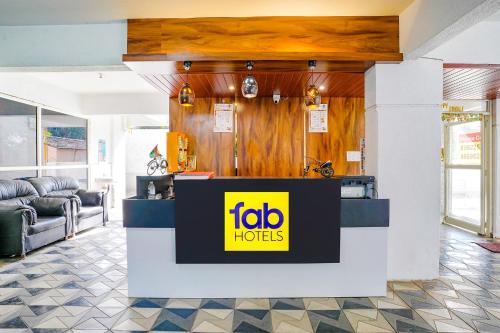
[237,98,305,177]
[306,97,365,176]
[169,98,235,176]
[127,16,402,61]
[169,97,365,177]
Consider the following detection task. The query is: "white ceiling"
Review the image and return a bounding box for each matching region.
[426,9,500,64]
[486,10,500,21]
[0,0,414,25]
[25,71,158,94]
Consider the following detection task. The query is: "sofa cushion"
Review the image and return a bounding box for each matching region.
[77,190,103,207]
[30,197,69,217]
[77,206,103,220]
[28,216,66,235]
[0,180,39,205]
[28,177,79,197]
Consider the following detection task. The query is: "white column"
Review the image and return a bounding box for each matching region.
[493,99,500,238]
[365,58,443,280]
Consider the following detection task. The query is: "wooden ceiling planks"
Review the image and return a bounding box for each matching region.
[141,72,364,98]
[444,64,500,100]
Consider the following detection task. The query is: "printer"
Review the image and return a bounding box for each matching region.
[336,176,375,199]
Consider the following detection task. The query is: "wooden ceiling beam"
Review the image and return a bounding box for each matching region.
[124,16,402,67]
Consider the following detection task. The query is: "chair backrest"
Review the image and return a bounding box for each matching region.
[0,179,39,206]
[28,176,80,197]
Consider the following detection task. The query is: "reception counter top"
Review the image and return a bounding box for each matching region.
[123,197,389,229]
[123,177,389,298]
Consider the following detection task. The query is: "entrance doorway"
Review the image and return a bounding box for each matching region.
[443,110,491,235]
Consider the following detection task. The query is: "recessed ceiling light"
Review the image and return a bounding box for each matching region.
[229,85,235,91]
[319,85,325,91]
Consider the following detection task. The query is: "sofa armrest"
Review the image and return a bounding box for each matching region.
[0,205,34,256]
[76,190,103,207]
[30,197,71,217]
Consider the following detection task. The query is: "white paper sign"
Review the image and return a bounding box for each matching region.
[346,151,361,162]
[214,104,234,133]
[309,104,328,132]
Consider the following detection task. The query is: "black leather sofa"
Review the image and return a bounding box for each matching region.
[0,180,72,257]
[28,176,108,235]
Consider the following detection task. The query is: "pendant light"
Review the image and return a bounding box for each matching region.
[304,60,321,108]
[178,61,195,107]
[241,61,258,98]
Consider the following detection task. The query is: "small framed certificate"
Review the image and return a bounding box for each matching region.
[309,104,328,133]
[214,104,234,133]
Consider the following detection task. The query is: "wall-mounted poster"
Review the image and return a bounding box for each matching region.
[309,104,328,133]
[98,139,107,162]
[214,104,234,133]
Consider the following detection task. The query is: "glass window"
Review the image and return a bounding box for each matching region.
[42,168,88,190]
[41,109,88,166]
[0,170,37,180]
[449,169,481,225]
[448,121,481,165]
[0,97,37,167]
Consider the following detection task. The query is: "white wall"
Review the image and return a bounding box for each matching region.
[0,73,82,114]
[125,129,168,197]
[365,58,443,280]
[87,114,128,207]
[400,0,499,58]
[426,21,500,63]
[88,114,169,202]
[81,93,168,115]
[88,116,114,186]
[83,93,169,201]
[0,23,126,68]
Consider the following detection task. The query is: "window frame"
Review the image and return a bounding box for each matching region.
[0,93,89,187]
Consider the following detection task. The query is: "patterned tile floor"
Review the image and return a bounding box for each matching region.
[1,219,500,332]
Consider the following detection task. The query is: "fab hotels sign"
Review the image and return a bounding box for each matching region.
[174,178,340,264]
[224,192,289,251]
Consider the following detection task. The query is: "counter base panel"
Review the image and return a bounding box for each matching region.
[127,227,387,298]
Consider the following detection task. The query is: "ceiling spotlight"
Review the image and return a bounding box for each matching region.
[229,85,235,91]
[178,61,195,107]
[304,60,321,108]
[97,73,103,79]
[241,61,258,98]
[319,85,325,91]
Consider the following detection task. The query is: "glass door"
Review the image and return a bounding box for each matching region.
[443,115,490,234]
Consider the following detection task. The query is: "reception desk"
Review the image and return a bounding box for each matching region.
[123,177,389,298]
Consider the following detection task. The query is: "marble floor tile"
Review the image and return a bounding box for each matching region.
[1,221,500,332]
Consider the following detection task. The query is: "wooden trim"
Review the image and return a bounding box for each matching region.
[124,52,403,62]
[123,57,374,74]
[444,63,500,69]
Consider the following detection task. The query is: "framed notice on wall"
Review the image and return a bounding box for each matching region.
[309,104,328,133]
[214,103,234,133]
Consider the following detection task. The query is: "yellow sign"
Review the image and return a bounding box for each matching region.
[224,192,289,252]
